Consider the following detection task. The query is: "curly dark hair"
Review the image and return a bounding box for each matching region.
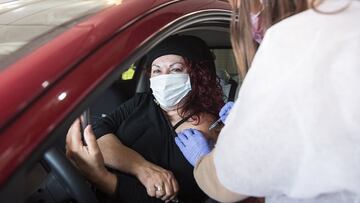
[177,58,224,123]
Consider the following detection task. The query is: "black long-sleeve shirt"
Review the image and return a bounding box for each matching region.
[93,91,206,203]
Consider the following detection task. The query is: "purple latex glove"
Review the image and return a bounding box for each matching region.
[175,129,211,166]
[219,101,234,123]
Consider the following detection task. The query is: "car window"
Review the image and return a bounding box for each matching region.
[212,49,240,101]
[213,49,239,82]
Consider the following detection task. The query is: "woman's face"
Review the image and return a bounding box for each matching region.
[150,54,188,77]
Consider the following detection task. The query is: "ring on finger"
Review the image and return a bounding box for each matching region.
[154,184,163,192]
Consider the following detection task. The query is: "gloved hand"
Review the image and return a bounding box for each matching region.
[175,129,211,166]
[219,101,234,123]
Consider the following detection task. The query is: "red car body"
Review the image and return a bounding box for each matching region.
[0,0,231,200]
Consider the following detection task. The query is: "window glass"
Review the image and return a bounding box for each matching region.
[212,49,239,82]
[212,49,240,102]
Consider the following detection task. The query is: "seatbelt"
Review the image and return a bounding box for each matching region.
[172,112,196,131]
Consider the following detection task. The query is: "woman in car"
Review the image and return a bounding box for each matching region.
[66,35,224,203]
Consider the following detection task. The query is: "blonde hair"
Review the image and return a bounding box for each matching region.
[230,0,308,79]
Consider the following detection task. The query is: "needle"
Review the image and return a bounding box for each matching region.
[208,118,222,131]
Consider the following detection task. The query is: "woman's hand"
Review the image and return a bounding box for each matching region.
[66,119,117,194]
[135,162,179,202]
[96,133,179,201]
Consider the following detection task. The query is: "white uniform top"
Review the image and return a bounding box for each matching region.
[213,0,360,202]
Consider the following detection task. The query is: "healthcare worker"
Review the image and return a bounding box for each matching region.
[66,35,224,203]
[175,0,360,202]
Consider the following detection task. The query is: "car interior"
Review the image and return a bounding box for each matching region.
[89,29,240,123]
[14,21,242,203]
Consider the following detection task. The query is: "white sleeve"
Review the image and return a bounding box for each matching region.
[213,2,360,199]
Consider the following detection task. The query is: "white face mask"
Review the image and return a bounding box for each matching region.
[150,73,191,110]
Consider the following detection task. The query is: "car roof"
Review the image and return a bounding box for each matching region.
[0,0,114,70]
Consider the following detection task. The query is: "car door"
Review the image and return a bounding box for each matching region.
[0,1,232,202]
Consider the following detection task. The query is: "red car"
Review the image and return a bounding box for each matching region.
[0,0,236,202]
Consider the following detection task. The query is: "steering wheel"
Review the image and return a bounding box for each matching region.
[43,147,99,203]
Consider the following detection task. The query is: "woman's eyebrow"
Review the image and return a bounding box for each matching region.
[169,62,184,67]
[152,62,184,68]
[151,64,161,68]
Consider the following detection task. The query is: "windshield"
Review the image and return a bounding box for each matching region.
[0,0,117,70]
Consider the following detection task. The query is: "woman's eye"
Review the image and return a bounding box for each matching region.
[171,67,184,73]
[151,69,161,74]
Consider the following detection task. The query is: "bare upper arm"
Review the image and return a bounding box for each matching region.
[192,113,219,143]
[194,151,248,202]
